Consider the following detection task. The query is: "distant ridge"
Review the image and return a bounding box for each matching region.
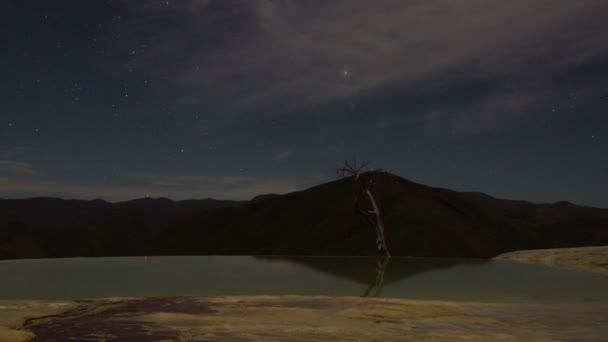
[1,173,607,259]
[0,197,245,227]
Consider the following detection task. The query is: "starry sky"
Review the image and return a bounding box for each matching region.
[1,0,607,206]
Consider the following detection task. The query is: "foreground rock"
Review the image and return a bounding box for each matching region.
[495,246,608,275]
[0,301,75,342]
[1,296,604,341]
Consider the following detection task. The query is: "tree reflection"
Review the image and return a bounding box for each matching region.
[361,257,389,297]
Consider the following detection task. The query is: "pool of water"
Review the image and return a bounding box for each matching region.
[1,256,607,303]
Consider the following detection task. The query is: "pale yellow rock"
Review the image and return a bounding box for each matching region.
[0,301,76,342]
[0,328,34,342]
[60,296,605,341]
[495,246,608,275]
[3,292,608,340]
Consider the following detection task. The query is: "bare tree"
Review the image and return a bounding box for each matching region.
[337,160,391,258]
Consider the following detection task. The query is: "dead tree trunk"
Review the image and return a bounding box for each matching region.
[338,160,391,258]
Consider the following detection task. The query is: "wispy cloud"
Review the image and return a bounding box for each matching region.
[113,0,608,127]
[421,86,552,136]
[0,146,38,162]
[273,150,293,161]
[131,173,304,199]
[0,146,40,177]
[0,172,306,201]
[0,170,312,201]
[0,160,38,177]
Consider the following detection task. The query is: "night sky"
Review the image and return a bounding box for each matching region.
[1,1,607,206]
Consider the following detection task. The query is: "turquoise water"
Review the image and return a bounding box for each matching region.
[0,256,607,302]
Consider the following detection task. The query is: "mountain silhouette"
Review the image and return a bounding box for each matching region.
[1,173,607,260]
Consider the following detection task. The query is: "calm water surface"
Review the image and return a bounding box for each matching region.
[1,256,607,302]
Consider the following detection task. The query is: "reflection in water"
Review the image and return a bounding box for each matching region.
[255,256,481,286]
[361,257,389,297]
[1,256,607,302]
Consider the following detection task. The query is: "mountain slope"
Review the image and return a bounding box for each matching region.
[157,173,608,257]
[1,173,607,259]
[0,197,245,226]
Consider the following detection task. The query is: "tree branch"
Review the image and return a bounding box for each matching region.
[338,160,391,258]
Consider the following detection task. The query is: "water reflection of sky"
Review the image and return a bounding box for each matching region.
[0,256,606,303]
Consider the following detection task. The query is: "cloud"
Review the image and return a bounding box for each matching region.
[0,146,38,162]
[0,172,306,201]
[130,173,303,199]
[0,160,38,177]
[0,147,41,177]
[0,145,307,201]
[113,0,608,124]
[273,150,293,161]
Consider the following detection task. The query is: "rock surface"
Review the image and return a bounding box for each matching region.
[495,246,608,275]
[0,301,75,342]
[0,296,605,341]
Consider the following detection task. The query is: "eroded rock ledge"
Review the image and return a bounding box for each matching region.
[0,295,605,341]
[495,246,608,275]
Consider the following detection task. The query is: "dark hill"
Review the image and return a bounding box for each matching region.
[0,197,245,227]
[1,173,607,259]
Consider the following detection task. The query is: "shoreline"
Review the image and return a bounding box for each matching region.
[1,247,607,340]
[495,246,608,275]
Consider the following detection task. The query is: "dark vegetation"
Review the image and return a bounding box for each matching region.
[1,173,607,260]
